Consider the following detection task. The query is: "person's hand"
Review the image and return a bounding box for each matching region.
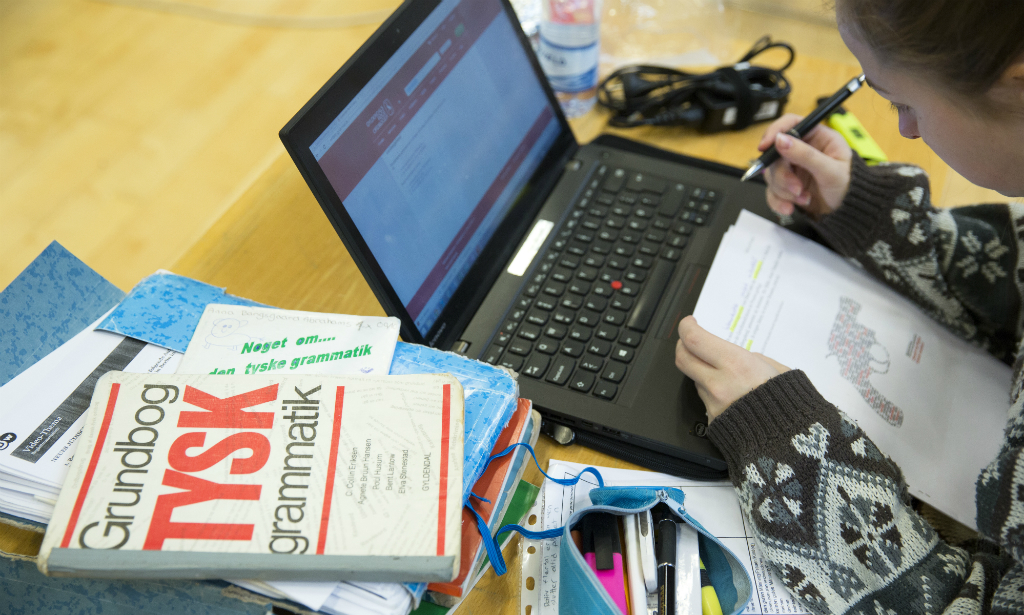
[675,316,790,422]
[758,113,854,220]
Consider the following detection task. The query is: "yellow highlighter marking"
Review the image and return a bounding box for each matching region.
[730,306,744,332]
[745,340,753,350]
[752,260,763,279]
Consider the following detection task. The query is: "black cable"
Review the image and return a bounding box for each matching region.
[596,36,795,131]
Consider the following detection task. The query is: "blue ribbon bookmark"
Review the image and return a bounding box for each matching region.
[465,443,604,576]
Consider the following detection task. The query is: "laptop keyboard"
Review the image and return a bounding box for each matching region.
[482,164,721,401]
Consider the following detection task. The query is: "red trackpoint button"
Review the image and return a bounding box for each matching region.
[610,280,623,290]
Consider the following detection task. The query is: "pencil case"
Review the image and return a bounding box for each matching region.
[468,446,753,615]
[558,486,752,615]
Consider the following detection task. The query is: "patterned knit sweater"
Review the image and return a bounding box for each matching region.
[707,155,1024,614]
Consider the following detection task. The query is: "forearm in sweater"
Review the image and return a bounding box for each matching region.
[811,156,1023,360]
[708,370,973,614]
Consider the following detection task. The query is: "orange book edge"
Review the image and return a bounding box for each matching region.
[427,398,531,597]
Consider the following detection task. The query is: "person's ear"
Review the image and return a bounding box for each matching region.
[993,54,1024,108]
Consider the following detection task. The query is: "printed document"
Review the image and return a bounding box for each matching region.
[693,211,1009,528]
[0,311,180,523]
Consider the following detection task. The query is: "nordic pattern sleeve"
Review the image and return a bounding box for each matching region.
[977,387,1024,612]
[811,155,1024,361]
[813,155,1024,610]
[707,370,1007,615]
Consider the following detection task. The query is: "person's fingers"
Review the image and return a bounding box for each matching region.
[754,354,791,374]
[690,384,719,420]
[674,338,717,384]
[766,173,806,206]
[757,114,803,151]
[764,160,806,204]
[765,191,796,216]
[770,154,815,197]
[775,134,852,215]
[677,316,740,368]
[803,123,852,159]
[774,133,842,178]
[776,133,853,193]
[791,166,816,206]
[674,338,733,422]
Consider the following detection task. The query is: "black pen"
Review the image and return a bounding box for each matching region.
[740,74,866,181]
[652,504,676,615]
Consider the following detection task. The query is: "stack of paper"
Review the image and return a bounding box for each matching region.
[0,244,181,525]
[0,319,182,523]
[693,210,1009,528]
[0,264,403,527]
[250,478,542,615]
[0,244,527,615]
[322,582,414,614]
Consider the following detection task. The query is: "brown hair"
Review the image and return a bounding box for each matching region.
[835,0,1024,98]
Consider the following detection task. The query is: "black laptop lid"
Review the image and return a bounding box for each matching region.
[280,0,576,345]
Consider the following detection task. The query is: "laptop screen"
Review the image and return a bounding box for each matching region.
[309,0,561,336]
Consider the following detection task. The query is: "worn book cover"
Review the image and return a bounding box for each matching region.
[427,400,532,600]
[37,371,464,582]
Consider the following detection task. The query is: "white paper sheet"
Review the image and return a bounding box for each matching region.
[0,486,53,523]
[227,578,337,612]
[176,304,400,377]
[267,581,338,611]
[321,581,413,615]
[538,461,809,615]
[692,211,1009,527]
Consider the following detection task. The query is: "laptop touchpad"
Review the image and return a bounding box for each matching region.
[655,264,708,340]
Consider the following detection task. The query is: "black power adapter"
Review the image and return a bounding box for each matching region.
[596,36,794,133]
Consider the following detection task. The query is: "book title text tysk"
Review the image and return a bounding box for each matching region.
[77,382,330,555]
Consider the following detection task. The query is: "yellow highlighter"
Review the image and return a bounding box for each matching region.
[700,558,724,615]
[816,100,888,166]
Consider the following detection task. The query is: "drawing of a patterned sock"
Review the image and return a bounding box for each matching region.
[826,298,904,426]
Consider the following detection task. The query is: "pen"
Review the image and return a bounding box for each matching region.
[637,509,657,593]
[700,558,723,615]
[740,74,867,181]
[652,504,676,615]
[623,514,649,615]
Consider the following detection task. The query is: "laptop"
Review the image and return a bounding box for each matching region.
[280,0,773,478]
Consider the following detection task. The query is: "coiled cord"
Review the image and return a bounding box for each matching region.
[596,36,795,131]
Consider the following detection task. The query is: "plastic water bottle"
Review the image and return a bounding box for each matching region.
[537,0,601,118]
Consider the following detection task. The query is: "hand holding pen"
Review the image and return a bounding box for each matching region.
[743,75,865,220]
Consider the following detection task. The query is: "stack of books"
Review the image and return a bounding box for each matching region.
[0,241,541,615]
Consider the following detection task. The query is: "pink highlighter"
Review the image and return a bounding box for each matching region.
[578,512,628,614]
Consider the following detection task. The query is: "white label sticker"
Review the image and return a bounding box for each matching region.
[507,220,555,276]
